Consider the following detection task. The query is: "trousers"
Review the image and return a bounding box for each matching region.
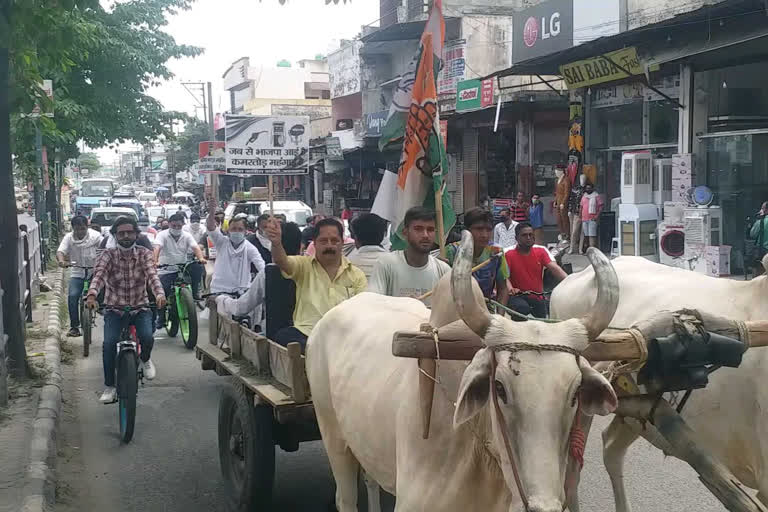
[569,213,583,254]
[508,296,548,319]
[273,326,309,352]
[103,310,154,387]
[67,277,85,328]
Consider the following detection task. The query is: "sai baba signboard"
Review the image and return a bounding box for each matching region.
[225,115,310,175]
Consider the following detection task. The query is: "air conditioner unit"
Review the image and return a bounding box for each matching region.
[618,203,659,261]
[684,206,723,246]
[621,151,653,205]
[652,158,672,206]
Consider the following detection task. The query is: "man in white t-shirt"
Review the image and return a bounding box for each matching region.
[493,208,518,249]
[153,212,206,327]
[56,215,103,337]
[205,196,265,294]
[368,206,450,305]
[347,213,388,279]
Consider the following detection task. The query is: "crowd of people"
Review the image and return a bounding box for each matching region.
[56,193,575,405]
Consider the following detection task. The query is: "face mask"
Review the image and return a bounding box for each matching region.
[117,239,135,250]
[532,198,539,204]
[170,228,182,237]
[229,232,245,244]
[191,222,200,227]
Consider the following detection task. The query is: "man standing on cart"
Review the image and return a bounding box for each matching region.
[265,216,367,350]
[85,216,166,403]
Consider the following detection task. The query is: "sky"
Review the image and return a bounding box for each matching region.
[96,0,379,164]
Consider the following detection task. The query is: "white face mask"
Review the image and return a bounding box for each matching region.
[229,232,245,244]
[169,228,182,237]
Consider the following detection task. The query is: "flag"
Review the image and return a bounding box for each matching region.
[378,0,445,153]
[372,0,456,250]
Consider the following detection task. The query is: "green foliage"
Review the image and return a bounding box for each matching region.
[77,152,101,171]
[5,0,202,177]
[171,118,210,172]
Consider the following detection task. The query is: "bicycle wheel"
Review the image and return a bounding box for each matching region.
[178,287,198,349]
[165,295,179,338]
[116,351,138,443]
[81,304,91,357]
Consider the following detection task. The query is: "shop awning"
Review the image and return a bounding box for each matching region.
[485,0,767,80]
[361,17,460,43]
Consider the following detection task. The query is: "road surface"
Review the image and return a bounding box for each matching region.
[57,313,726,511]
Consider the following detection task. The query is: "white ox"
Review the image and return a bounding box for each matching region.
[306,232,620,512]
[551,255,768,511]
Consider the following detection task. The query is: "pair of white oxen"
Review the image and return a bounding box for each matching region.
[307,231,768,512]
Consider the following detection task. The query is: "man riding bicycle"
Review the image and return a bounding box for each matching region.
[86,216,166,404]
[56,215,102,337]
[153,213,206,330]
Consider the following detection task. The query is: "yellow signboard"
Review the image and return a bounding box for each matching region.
[559,47,656,90]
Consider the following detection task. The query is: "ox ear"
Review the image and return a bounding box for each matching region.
[578,358,618,416]
[454,349,492,428]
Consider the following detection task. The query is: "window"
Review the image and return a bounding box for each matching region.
[636,158,650,185]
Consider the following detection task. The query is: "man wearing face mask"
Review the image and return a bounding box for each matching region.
[206,196,265,294]
[247,213,273,264]
[85,216,166,403]
[266,216,366,350]
[154,213,206,325]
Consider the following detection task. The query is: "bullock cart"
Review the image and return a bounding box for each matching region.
[393,309,768,512]
[196,267,319,512]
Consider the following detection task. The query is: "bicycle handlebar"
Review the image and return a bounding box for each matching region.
[99,303,156,312]
[202,290,245,299]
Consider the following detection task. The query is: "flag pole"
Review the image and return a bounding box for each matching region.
[435,179,446,258]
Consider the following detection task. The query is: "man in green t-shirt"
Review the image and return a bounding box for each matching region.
[445,207,509,304]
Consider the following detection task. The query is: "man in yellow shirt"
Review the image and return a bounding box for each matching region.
[266,216,367,349]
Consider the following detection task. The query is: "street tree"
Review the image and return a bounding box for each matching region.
[77,152,101,172]
[172,119,210,174]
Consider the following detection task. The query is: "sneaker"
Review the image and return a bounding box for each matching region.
[67,327,81,337]
[142,359,156,380]
[99,387,117,403]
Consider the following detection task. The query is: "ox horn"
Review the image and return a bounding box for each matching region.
[451,230,492,338]
[581,247,620,339]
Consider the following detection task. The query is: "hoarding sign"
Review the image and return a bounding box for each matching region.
[225,114,310,175]
[559,47,656,90]
[198,141,226,174]
[326,136,344,160]
[512,0,574,63]
[328,41,362,99]
[456,79,494,113]
[363,110,389,137]
[438,39,466,95]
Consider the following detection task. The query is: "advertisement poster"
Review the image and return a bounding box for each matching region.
[456,79,495,113]
[225,114,310,175]
[438,39,466,95]
[198,141,226,174]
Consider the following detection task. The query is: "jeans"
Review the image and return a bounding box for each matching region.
[158,273,177,326]
[67,277,85,328]
[103,310,154,387]
[508,296,548,320]
[273,327,309,352]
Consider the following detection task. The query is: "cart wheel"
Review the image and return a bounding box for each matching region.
[219,381,275,511]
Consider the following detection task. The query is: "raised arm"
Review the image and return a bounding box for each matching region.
[206,195,217,232]
[264,218,296,276]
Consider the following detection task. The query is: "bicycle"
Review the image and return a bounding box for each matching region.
[69,262,95,357]
[99,303,154,444]
[158,262,200,349]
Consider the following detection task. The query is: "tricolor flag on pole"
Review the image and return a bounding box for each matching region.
[372,0,456,250]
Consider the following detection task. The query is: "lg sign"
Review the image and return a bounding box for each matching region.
[513,0,573,63]
[523,12,562,48]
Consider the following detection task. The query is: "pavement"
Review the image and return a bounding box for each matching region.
[0,269,64,512]
[52,307,734,512]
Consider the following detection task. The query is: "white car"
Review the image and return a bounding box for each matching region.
[89,207,138,236]
[138,192,158,205]
[224,200,313,228]
[146,206,165,226]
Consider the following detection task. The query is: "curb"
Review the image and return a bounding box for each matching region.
[21,270,65,512]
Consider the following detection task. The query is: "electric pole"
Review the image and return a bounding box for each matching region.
[207,82,218,203]
[0,4,28,379]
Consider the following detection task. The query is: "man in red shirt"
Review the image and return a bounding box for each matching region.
[504,222,568,318]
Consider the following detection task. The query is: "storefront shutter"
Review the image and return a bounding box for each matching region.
[462,128,479,211]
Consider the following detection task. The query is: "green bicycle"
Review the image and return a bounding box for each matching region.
[71,263,95,357]
[158,262,199,349]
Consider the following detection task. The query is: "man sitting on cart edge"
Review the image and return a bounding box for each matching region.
[216,220,302,331]
[85,216,166,404]
[265,216,367,350]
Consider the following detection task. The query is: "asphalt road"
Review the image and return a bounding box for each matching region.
[57,312,726,512]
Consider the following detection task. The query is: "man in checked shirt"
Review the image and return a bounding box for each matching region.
[86,216,167,404]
